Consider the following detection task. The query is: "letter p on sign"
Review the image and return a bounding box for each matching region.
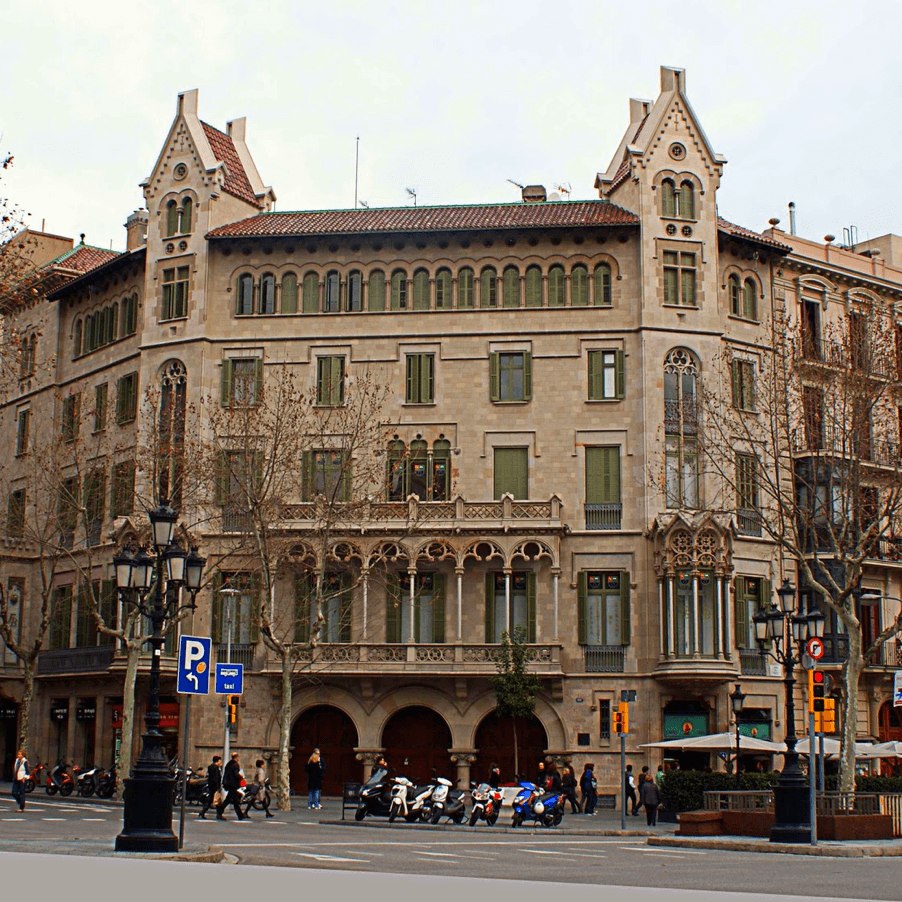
[177,635,212,695]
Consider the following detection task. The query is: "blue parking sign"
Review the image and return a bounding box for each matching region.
[215,663,244,695]
[177,635,212,695]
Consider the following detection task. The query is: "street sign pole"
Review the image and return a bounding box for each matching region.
[220,588,240,764]
[620,731,626,831]
[818,732,825,792]
[808,710,817,846]
[178,694,191,849]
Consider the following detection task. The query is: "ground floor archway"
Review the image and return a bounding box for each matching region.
[381,706,453,784]
[290,705,361,796]
[472,710,548,786]
[878,701,902,776]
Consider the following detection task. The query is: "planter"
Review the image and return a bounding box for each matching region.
[818,814,894,841]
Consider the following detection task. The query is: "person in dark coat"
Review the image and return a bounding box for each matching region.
[198,754,222,819]
[535,760,546,788]
[639,773,662,826]
[217,752,249,820]
[305,748,325,809]
[625,764,639,815]
[580,763,597,816]
[488,764,501,790]
[544,762,562,793]
[561,765,581,813]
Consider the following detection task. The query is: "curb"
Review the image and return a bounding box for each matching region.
[649,837,902,858]
[324,819,659,837]
[0,842,225,863]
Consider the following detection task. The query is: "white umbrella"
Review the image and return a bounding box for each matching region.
[871,740,902,756]
[641,731,782,753]
[794,738,895,758]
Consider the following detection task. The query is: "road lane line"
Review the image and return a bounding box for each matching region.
[413,851,459,858]
[292,852,370,863]
[621,846,708,855]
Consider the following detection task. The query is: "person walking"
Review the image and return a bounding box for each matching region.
[216,752,249,821]
[12,750,28,812]
[580,762,597,816]
[535,760,546,788]
[655,764,665,791]
[625,764,639,815]
[305,748,325,810]
[561,765,581,813]
[640,772,662,826]
[198,754,222,819]
[544,761,562,793]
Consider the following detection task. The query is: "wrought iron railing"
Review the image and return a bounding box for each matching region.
[821,633,849,663]
[736,509,762,536]
[740,650,767,675]
[585,503,622,530]
[37,644,116,675]
[215,643,256,667]
[584,645,625,672]
[289,642,559,667]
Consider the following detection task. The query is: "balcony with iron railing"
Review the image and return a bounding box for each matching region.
[37,644,116,675]
[585,503,622,531]
[735,508,763,537]
[739,650,767,675]
[215,643,256,668]
[583,645,625,672]
[664,400,699,434]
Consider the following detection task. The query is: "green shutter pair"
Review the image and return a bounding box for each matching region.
[494,447,528,500]
[576,571,631,645]
[588,350,625,400]
[406,354,434,404]
[585,447,621,504]
[734,578,769,649]
[484,572,536,642]
[488,352,532,402]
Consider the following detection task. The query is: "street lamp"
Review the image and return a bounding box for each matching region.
[730,683,746,790]
[113,503,206,853]
[752,577,824,843]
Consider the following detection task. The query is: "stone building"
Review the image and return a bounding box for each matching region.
[2,66,901,793]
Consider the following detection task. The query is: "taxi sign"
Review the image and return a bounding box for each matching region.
[215,662,244,695]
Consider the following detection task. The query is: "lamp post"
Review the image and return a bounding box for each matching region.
[219,586,241,762]
[730,683,746,790]
[113,504,206,853]
[752,578,826,844]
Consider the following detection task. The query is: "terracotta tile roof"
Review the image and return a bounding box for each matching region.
[47,243,120,273]
[207,200,638,240]
[47,247,145,301]
[632,113,649,145]
[201,122,259,206]
[717,217,792,252]
[608,157,632,191]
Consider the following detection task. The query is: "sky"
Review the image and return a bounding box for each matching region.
[2,0,901,253]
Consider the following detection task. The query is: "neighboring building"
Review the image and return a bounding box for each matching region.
[1,67,900,792]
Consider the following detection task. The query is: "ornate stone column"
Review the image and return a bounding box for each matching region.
[449,750,477,789]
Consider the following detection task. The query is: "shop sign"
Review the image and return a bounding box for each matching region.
[51,703,69,722]
[738,722,771,740]
[663,713,709,739]
[0,703,17,719]
[76,706,97,721]
[159,702,179,730]
[111,705,122,727]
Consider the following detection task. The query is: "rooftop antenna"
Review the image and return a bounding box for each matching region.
[354,136,360,208]
[507,178,524,190]
[359,200,369,209]
[554,182,572,199]
[406,187,417,207]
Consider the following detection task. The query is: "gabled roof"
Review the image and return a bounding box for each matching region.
[201,121,259,206]
[207,200,639,240]
[46,243,120,274]
[717,217,791,252]
[48,247,145,301]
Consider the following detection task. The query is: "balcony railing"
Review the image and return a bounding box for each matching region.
[584,645,625,672]
[740,650,767,675]
[221,509,253,532]
[585,503,622,531]
[822,633,849,663]
[215,643,256,668]
[37,644,116,675]
[664,400,699,433]
[736,509,763,537]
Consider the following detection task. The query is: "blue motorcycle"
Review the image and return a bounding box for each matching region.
[510,781,564,828]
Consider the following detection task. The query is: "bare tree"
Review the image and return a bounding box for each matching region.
[697,304,902,791]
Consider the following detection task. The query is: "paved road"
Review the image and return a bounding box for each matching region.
[0,794,895,900]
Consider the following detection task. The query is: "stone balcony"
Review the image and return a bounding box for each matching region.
[37,644,116,676]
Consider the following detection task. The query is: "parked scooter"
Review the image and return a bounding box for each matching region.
[510,780,564,828]
[94,766,116,799]
[388,776,434,823]
[469,782,503,826]
[45,761,74,796]
[355,767,393,821]
[172,765,208,806]
[427,777,466,824]
[76,764,99,797]
[23,761,44,793]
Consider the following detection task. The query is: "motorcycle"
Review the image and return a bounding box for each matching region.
[388,776,434,823]
[94,766,116,799]
[469,782,503,826]
[244,777,273,815]
[355,766,393,821]
[23,762,44,794]
[173,765,209,806]
[427,777,466,824]
[76,764,99,797]
[45,761,74,796]
[510,781,564,828]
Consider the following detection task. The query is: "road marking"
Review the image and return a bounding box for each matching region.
[413,851,459,858]
[1,818,26,821]
[621,846,707,855]
[292,852,370,863]
[42,818,66,821]
[563,852,609,858]
[519,849,560,854]
[81,818,108,822]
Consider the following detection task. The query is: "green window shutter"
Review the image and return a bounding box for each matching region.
[282,274,297,314]
[680,183,695,219]
[662,181,675,216]
[682,269,696,306]
[481,269,496,308]
[248,573,261,643]
[745,363,755,411]
[577,571,588,644]
[523,352,532,401]
[386,578,401,643]
[594,264,612,306]
[744,279,757,320]
[664,268,678,304]
[340,452,351,502]
[614,350,625,398]
[332,356,344,405]
[181,199,192,234]
[220,360,233,406]
[526,571,536,643]
[422,355,434,403]
[432,574,445,643]
[548,267,564,307]
[303,273,319,313]
[620,574,631,645]
[525,267,542,307]
[503,267,519,308]
[489,353,500,401]
[571,266,588,306]
[368,271,385,311]
[588,351,601,400]
[484,572,495,643]
[731,360,741,408]
[301,451,312,501]
[254,358,264,405]
[166,202,178,237]
[586,447,620,504]
[458,269,474,308]
[294,575,310,644]
[413,270,429,309]
[734,578,748,649]
[405,355,417,403]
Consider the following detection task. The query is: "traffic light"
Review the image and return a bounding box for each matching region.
[822,698,836,733]
[808,670,826,712]
[227,695,240,725]
[613,701,629,734]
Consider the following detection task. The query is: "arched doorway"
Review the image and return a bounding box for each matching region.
[381,706,452,784]
[290,705,360,796]
[473,710,548,785]
[878,702,902,776]
[662,700,712,772]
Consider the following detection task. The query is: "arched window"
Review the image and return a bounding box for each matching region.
[662,179,676,217]
[432,438,451,500]
[73,319,82,358]
[679,181,695,219]
[728,274,742,316]
[480,266,497,308]
[664,349,699,509]
[158,360,187,508]
[547,265,565,307]
[121,293,138,336]
[303,272,319,313]
[435,269,452,308]
[525,266,543,307]
[347,270,363,311]
[110,303,119,342]
[409,439,429,499]
[180,198,193,234]
[502,266,520,308]
[458,267,474,308]
[281,273,298,314]
[368,269,385,311]
[743,278,757,321]
[412,269,430,310]
[259,273,276,315]
[236,273,254,315]
[571,265,589,307]
[387,439,407,501]
[391,269,408,310]
[325,271,341,312]
[165,200,179,237]
[594,263,612,306]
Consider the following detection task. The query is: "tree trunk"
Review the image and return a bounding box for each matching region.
[117,639,141,796]
[17,659,35,757]
[839,631,864,794]
[277,646,293,812]
[512,717,519,782]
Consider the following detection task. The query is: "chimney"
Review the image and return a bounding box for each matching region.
[125,210,149,251]
[178,89,198,116]
[227,117,247,142]
[660,66,686,94]
[629,98,651,123]
[522,185,547,204]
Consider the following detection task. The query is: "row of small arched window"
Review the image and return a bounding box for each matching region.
[728,274,758,321]
[73,294,139,359]
[235,262,615,316]
[661,179,695,219]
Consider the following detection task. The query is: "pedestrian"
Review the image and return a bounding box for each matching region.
[12,749,28,811]
[654,764,665,791]
[544,761,562,794]
[536,760,546,788]
[250,758,274,818]
[640,765,650,786]
[561,765,581,813]
[625,764,639,815]
[488,763,501,790]
[640,771,662,826]
[371,755,387,777]
[305,748,325,809]
[216,751,249,820]
[580,762,597,816]
[198,754,222,819]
